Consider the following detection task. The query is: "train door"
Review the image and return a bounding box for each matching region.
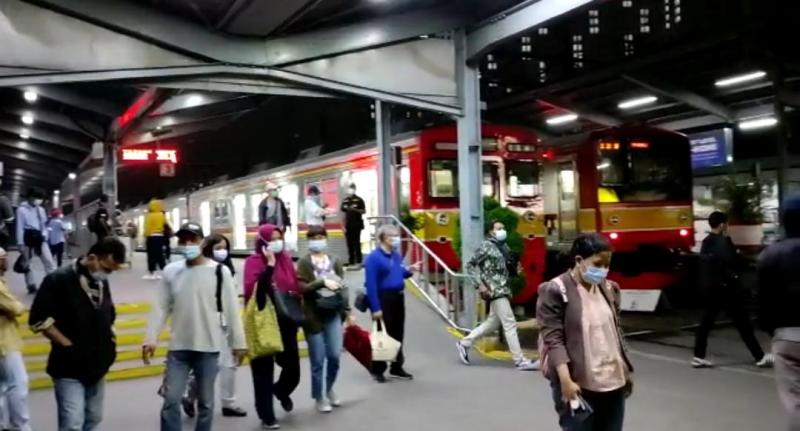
[279,183,299,249]
[170,207,181,250]
[350,169,379,248]
[557,161,579,242]
[482,160,501,202]
[199,201,211,239]
[232,194,247,250]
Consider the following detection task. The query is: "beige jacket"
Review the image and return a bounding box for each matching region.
[0,278,25,355]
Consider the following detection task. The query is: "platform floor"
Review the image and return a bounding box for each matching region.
[5,252,789,430]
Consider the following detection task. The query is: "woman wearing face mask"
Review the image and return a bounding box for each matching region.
[179,234,248,419]
[456,220,539,370]
[243,224,301,429]
[537,233,633,431]
[296,226,351,413]
[47,208,67,267]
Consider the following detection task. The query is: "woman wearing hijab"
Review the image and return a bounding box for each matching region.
[243,224,301,430]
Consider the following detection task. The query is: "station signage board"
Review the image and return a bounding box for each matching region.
[120,148,178,164]
[688,128,732,170]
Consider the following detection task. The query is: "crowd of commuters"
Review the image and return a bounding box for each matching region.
[0,181,798,430]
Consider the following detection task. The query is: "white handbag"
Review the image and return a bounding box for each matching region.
[370,319,402,362]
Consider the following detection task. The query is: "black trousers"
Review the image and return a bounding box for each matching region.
[371,290,406,375]
[49,242,64,267]
[250,319,300,423]
[146,236,166,273]
[693,288,764,360]
[345,227,363,265]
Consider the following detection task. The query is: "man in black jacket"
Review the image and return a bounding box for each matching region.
[28,238,126,431]
[691,211,772,369]
[340,183,366,267]
[258,183,291,231]
[758,196,800,430]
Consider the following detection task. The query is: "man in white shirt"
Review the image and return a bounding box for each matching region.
[142,222,247,431]
[304,185,327,227]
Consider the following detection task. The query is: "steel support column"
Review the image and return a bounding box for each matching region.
[775,63,790,220]
[455,30,482,329]
[375,100,394,216]
[102,141,117,225]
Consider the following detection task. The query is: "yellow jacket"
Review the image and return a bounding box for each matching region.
[0,279,24,355]
[144,200,168,237]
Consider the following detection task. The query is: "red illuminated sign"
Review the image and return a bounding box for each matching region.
[630,141,650,150]
[121,148,178,164]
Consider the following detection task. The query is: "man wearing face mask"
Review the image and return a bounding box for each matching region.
[456,220,539,371]
[304,185,328,228]
[258,183,291,231]
[340,184,366,268]
[16,187,56,294]
[143,222,247,431]
[28,237,126,431]
[364,224,418,382]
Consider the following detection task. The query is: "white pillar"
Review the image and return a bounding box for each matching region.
[375,100,395,216]
[102,141,117,227]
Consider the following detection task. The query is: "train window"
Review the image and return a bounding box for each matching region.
[482,164,498,199]
[304,178,340,217]
[599,136,691,203]
[506,160,541,197]
[428,160,458,198]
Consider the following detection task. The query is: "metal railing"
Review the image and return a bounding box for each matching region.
[367,215,473,331]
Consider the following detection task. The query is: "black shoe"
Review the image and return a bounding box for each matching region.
[222,406,247,417]
[181,397,196,418]
[276,394,293,413]
[390,368,414,380]
[27,285,37,294]
[372,373,387,383]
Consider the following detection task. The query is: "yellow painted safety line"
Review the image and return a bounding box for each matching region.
[25,347,172,373]
[29,348,310,390]
[22,331,172,356]
[405,281,538,362]
[18,302,152,324]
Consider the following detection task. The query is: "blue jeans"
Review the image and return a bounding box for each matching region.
[550,379,625,431]
[0,352,31,431]
[306,317,343,400]
[161,351,219,431]
[53,378,105,431]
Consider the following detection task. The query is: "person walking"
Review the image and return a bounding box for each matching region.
[243,224,302,429]
[0,247,31,431]
[87,195,111,243]
[303,186,327,228]
[340,184,366,268]
[456,220,539,371]
[691,211,773,369]
[28,238,126,431]
[47,209,68,268]
[758,196,800,430]
[16,187,56,294]
[537,233,633,431]
[259,183,291,231]
[143,222,247,431]
[181,233,248,419]
[297,226,351,413]
[143,199,169,280]
[364,224,417,383]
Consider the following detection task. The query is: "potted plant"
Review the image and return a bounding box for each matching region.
[713,176,766,248]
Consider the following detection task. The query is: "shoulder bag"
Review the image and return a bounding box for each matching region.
[273,289,305,324]
[243,282,284,359]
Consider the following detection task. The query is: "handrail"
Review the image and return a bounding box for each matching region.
[366,215,473,331]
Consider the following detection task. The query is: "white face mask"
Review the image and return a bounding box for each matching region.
[348,189,356,196]
[33,199,43,206]
[267,240,285,254]
[212,249,229,262]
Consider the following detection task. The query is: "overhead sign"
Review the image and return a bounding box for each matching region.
[689,128,733,170]
[120,148,178,164]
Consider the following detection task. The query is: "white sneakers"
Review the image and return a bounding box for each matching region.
[456,341,470,365]
[691,357,715,368]
[756,353,775,368]
[515,359,541,371]
[316,391,342,413]
[327,391,341,407]
[142,273,162,280]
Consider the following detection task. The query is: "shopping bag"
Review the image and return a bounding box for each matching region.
[370,319,401,362]
[243,283,284,359]
[344,324,372,371]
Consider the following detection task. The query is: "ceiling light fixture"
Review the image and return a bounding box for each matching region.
[714,70,767,87]
[21,113,34,125]
[185,94,204,107]
[68,172,77,180]
[23,90,38,103]
[546,113,579,125]
[19,130,29,139]
[738,117,777,131]
[618,95,658,110]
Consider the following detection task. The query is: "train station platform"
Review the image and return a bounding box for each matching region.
[4,252,788,430]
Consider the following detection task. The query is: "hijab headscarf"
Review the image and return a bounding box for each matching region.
[243,224,298,300]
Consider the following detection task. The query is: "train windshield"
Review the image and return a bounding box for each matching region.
[598,136,691,203]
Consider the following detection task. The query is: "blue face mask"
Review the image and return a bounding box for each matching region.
[183,245,202,260]
[582,264,609,285]
[308,239,327,253]
[390,236,402,249]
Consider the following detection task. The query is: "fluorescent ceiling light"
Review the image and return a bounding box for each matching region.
[185,94,204,107]
[618,95,657,110]
[738,117,777,131]
[715,70,766,87]
[546,113,578,125]
[19,130,29,139]
[21,113,34,125]
[23,91,38,103]
[68,172,77,180]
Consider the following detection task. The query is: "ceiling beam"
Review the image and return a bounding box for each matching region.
[24,0,465,67]
[0,158,71,178]
[148,78,335,99]
[622,74,735,122]
[778,87,800,107]
[467,0,596,62]
[0,136,83,162]
[0,64,462,115]
[0,103,105,139]
[3,170,62,185]
[0,119,90,153]
[539,96,623,127]
[0,146,77,168]
[123,111,248,146]
[654,104,774,131]
[32,86,127,118]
